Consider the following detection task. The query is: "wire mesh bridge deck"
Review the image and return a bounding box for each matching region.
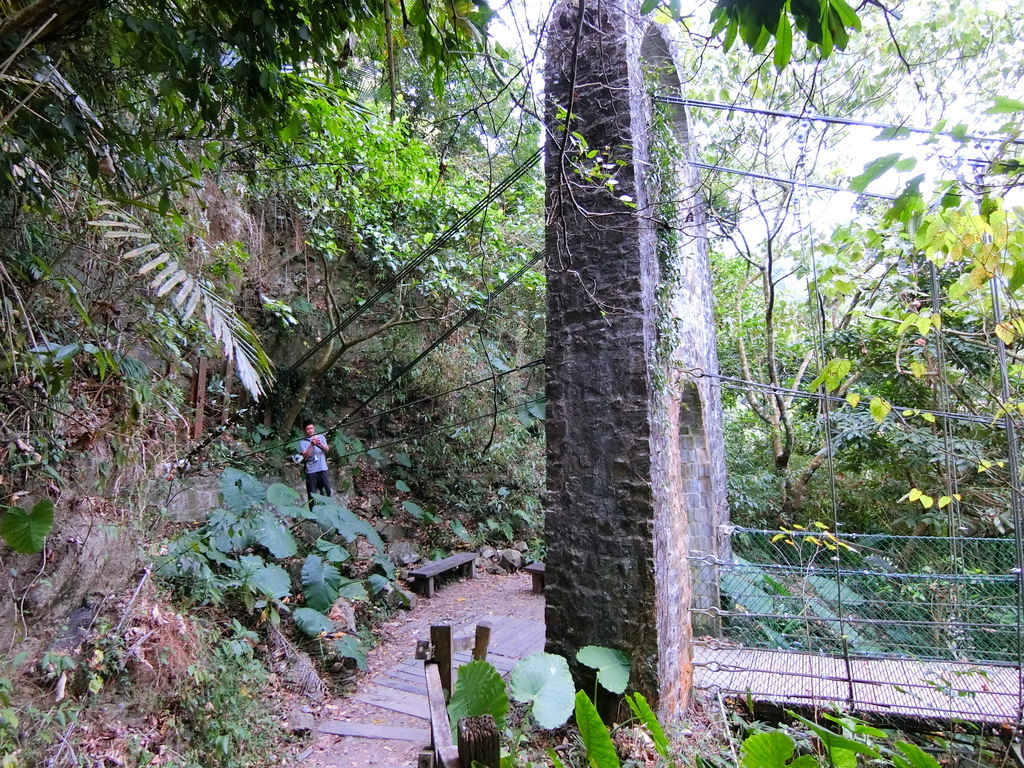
[691,527,1024,724]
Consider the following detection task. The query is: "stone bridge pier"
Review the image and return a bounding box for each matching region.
[543,0,728,720]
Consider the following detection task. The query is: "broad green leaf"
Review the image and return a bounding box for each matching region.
[884,175,925,224]
[985,96,1024,114]
[640,0,660,14]
[1,500,55,554]
[845,393,860,408]
[334,636,367,670]
[338,578,368,601]
[367,573,390,594]
[773,11,792,71]
[574,690,619,768]
[789,713,880,759]
[576,646,631,694]
[293,607,334,637]
[450,519,473,542]
[447,660,509,740]
[394,452,412,467]
[267,483,301,508]
[256,513,297,558]
[395,480,411,492]
[892,742,940,768]
[403,500,425,519]
[509,653,575,729]
[850,153,901,192]
[250,563,291,600]
[316,539,351,564]
[220,468,266,513]
[625,693,668,757]
[740,731,817,768]
[869,396,891,423]
[1008,260,1024,294]
[302,555,341,612]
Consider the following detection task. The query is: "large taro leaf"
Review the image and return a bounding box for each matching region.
[574,690,619,768]
[249,562,291,600]
[266,482,301,509]
[293,607,334,637]
[334,636,367,670]
[891,742,941,768]
[256,512,297,558]
[1,499,54,554]
[337,578,368,602]
[625,693,668,758]
[447,660,509,740]
[220,468,266,513]
[301,555,341,612]
[316,539,350,564]
[313,501,384,551]
[509,652,575,729]
[741,731,817,768]
[576,645,630,694]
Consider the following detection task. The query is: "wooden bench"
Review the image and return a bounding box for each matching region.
[524,561,545,593]
[408,552,477,598]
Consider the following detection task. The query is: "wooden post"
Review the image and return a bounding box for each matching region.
[457,715,500,768]
[430,623,453,696]
[473,621,491,661]
[190,356,208,439]
[221,357,233,425]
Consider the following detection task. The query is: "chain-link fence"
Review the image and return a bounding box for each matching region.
[690,527,1024,722]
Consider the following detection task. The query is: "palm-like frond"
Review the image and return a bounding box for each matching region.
[89,207,274,399]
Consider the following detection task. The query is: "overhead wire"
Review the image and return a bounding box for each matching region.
[657,95,1024,147]
[690,160,896,200]
[216,358,544,466]
[179,151,543,468]
[186,251,546,473]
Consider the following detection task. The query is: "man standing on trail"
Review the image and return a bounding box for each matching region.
[299,419,331,508]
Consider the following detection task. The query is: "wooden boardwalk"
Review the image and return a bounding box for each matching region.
[313,614,545,765]
[693,644,1024,724]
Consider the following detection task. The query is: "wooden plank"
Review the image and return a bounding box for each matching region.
[693,646,1021,723]
[431,623,454,695]
[383,665,427,684]
[492,619,544,659]
[353,684,429,720]
[373,675,428,695]
[317,720,430,743]
[409,552,477,578]
[426,663,462,768]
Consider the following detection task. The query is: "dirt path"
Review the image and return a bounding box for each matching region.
[300,570,544,768]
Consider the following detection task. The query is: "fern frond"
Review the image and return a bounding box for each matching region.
[267,624,328,700]
[90,208,274,399]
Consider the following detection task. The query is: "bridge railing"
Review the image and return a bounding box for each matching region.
[689,527,1024,722]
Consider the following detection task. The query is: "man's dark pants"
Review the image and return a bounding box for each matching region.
[305,470,331,509]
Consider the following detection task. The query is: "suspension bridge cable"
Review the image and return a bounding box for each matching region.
[288,150,541,373]
[700,370,1024,430]
[292,395,545,467]
[179,151,543,468]
[795,117,855,705]
[989,274,1024,734]
[339,253,544,427]
[184,252,546,473]
[211,359,544,467]
[656,95,1024,147]
[689,160,896,200]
